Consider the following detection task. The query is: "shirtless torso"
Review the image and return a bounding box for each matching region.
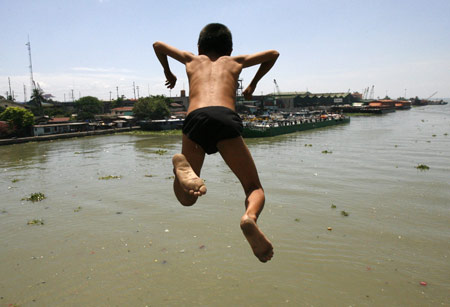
[185,55,242,112]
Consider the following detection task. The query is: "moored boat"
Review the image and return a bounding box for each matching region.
[242,115,350,138]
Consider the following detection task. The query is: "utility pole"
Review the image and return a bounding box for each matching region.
[136,86,140,99]
[71,89,74,102]
[109,91,112,101]
[8,77,12,100]
[133,82,136,100]
[64,93,66,103]
[23,84,27,103]
[116,86,119,99]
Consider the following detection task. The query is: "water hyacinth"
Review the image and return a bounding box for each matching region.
[22,192,46,202]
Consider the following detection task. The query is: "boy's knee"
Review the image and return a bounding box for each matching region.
[244,185,264,197]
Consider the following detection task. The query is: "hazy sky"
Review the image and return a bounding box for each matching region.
[1,0,449,102]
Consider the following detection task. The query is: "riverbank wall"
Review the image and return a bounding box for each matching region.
[0,126,141,146]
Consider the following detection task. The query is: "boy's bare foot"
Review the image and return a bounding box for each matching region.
[240,216,273,263]
[172,154,207,197]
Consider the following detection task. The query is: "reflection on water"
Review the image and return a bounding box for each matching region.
[0,105,449,306]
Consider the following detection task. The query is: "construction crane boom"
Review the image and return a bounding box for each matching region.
[426,91,438,100]
[273,79,281,96]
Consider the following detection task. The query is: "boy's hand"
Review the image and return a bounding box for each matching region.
[243,84,255,100]
[164,70,177,89]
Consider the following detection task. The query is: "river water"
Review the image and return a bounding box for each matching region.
[1,104,449,306]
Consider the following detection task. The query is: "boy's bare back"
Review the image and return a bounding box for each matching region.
[185,55,242,112]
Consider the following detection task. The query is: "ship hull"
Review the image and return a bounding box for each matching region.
[242,117,350,138]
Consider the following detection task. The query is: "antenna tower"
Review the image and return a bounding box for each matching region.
[369,85,375,100]
[26,36,35,93]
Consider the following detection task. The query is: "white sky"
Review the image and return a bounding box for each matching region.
[1,0,449,102]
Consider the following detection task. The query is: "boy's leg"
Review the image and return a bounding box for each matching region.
[173,134,206,206]
[217,136,273,262]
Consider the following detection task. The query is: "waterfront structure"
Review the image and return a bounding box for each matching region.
[111,106,134,116]
[33,122,89,136]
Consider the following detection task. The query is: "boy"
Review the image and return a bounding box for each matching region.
[153,23,279,262]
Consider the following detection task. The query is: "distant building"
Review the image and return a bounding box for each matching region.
[111,106,134,116]
[33,122,89,136]
[0,100,30,110]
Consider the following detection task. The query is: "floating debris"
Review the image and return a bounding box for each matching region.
[98,175,121,180]
[154,149,168,155]
[74,206,82,212]
[11,179,20,183]
[199,245,206,249]
[294,218,300,222]
[321,150,332,154]
[144,174,153,177]
[116,211,123,215]
[341,210,349,217]
[331,204,337,209]
[304,144,313,147]
[327,227,332,231]
[27,219,44,225]
[432,134,436,137]
[22,192,46,202]
[415,164,430,171]
[166,175,175,180]
[420,281,427,286]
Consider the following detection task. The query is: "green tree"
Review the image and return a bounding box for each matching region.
[0,107,34,137]
[133,96,170,120]
[112,95,125,108]
[75,96,103,121]
[29,87,46,115]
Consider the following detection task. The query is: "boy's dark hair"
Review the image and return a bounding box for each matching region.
[198,23,233,56]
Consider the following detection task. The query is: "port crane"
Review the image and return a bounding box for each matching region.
[426,91,438,100]
[273,79,281,107]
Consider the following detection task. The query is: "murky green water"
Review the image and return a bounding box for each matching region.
[1,105,449,306]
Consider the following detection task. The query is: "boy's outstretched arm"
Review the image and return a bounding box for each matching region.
[237,50,279,100]
[153,41,194,89]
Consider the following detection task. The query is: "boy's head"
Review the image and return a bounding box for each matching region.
[198,23,233,56]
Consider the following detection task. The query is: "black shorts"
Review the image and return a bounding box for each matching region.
[182,106,243,155]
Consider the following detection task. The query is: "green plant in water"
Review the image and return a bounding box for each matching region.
[144,174,153,177]
[22,192,46,202]
[166,175,175,180]
[27,219,44,225]
[341,210,349,217]
[415,164,430,171]
[74,206,82,212]
[98,175,121,180]
[331,204,337,209]
[294,218,300,222]
[322,150,332,154]
[11,179,20,183]
[154,149,168,155]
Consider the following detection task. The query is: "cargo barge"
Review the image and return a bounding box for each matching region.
[242,115,350,138]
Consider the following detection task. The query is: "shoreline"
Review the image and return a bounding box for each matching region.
[0,126,141,146]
